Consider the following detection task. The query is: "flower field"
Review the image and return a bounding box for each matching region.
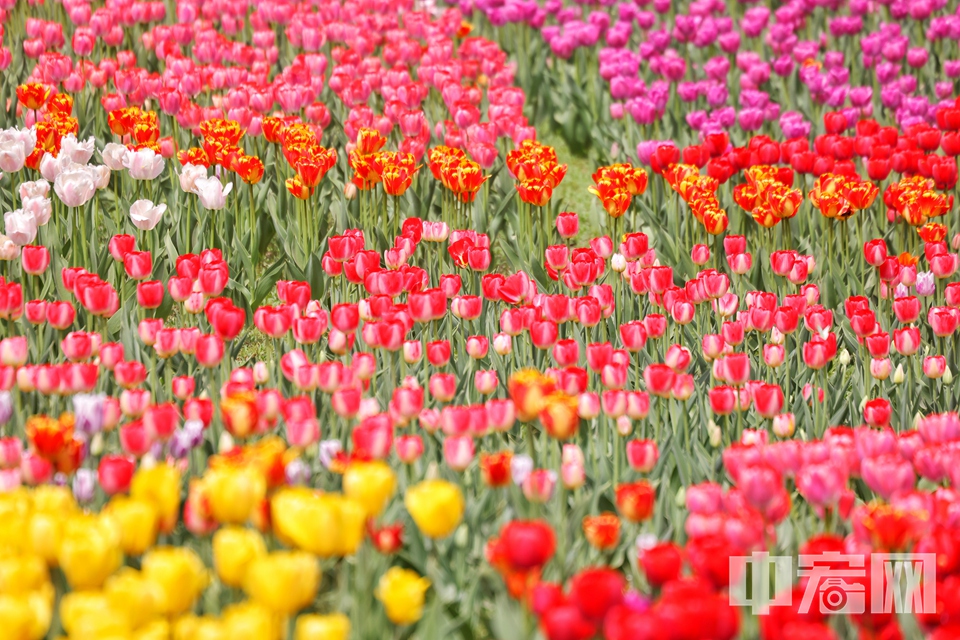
[3,0,960,637]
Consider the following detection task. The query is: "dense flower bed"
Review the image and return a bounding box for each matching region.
[2,0,960,638]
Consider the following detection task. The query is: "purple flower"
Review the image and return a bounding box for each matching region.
[636,11,656,30]
[875,62,900,86]
[946,60,960,78]
[717,31,740,53]
[881,37,908,62]
[72,393,105,437]
[849,86,873,107]
[285,458,311,485]
[677,81,699,102]
[73,469,96,504]
[686,110,708,130]
[705,83,728,108]
[738,108,764,131]
[713,107,737,128]
[609,102,625,120]
[899,75,918,94]
[881,86,904,110]
[823,51,845,69]
[937,82,954,100]
[511,454,534,485]
[907,48,929,69]
[917,271,936,297]
[702,56,730,82]
[772,55,794,77]
[0,392,11,427]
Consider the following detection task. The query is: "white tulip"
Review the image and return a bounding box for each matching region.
[22,196,51,227]
[59,133,96,165]
[3,210,37,246]
[54,166,96,208]
[191,175,233,210]
[100,142,129,171]
[90,165,111,190]
[0,136,26,173]
[123,147,165,180]
[18,179,49,200]
[0,127,35,173]
[0,235,19,260]
[129,199,167,231]
[178,163,207,193]
[39,152,60,182]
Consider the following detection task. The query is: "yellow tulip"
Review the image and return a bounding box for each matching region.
[243,551,319,615]
[342,460,397,518]
[212,526,266,588]
[141,547,209,616]
[133,619,171,640]
[270,488,365,557]
[375,567,431,626]
[0,490,31,556]
[104,568,163,630]
[60,591,129,637]
[173,615,227,640]
[294,613,351,640]
[130,464,181,533]
[26,511,63,566]
[104,496,159,556]
[404,480,464,539]
[203,466,267,525]
[0,554,48,594]
[31,485,77,514]
[27,485,78,566]
[0,594,49,640]
[222,601,281,640]
[57,514,123,590]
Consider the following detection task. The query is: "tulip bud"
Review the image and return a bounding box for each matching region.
[892,364,905,384]
[772,413,795,438]
[218,431,235,453]
[493,333,512,355]
[945,366,954,385]
[870,358,891,380]
[616,415,632,436]
[838,349,851,366]
[708,421,722,447]
[611,254,627,272]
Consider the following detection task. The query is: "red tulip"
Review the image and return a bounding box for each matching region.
[136,280,164,309]
[123,251,152,279]
[644,364,675,398]
[109,234,136,261]
[21,245,50,275]
[198,260,229,296]
[195,334,225,368]
[864,398,893,427]
[426,340,451,367]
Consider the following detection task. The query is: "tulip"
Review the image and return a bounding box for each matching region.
[626,439,658,472]
[54,167,96,207]
[130,463,181,533]
[923,355,947,379]
[295,614,351,640]
[129,199,166,231]
[104,495,159,556]
[57,514,122,589]
[191,175,233,209]
[213,526,267,588]
[522,469,557,503]
[864,398,893,427]
[21,245,49,275]
[404,479,464,538]
[343,461,396,518]
[376,567,431,625]
[124,147,165,180]
[615,481,655,522]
